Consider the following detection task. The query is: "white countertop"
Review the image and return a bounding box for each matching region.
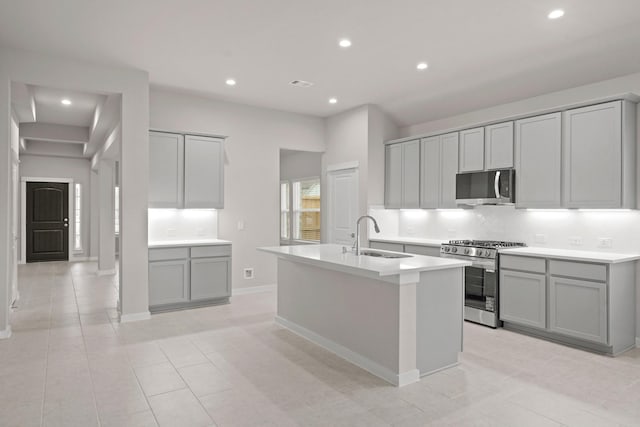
[370,237,444,247]
[149,239,232,249]
[500,247,640,264]
[258,243,469,277]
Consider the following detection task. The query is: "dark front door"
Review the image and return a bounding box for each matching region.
[26,182,69,262]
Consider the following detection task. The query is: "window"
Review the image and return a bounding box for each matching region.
[74,183,82,250]
[280,177,320,243]
[114,186,120,235]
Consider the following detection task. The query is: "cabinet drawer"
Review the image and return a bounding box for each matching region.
[190,245,232,258]
[500,255,545,273]
[404,244,441,257]
[369,241,404,252]
[549,260,606,282]
[149,247,189,261]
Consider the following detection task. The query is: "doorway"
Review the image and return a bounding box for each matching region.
[25,181,69,262]
[326,165,359,245]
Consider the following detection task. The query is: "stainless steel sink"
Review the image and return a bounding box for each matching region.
[359,250,412,259]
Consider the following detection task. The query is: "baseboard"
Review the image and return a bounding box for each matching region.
[89,257,98,261]
[70,256,92,262]
[97,268,116,276]
[0,326,12,339]
[233,284,277,295]
[275,316,419,387]
[119,311,151,323]
[636,337,639,348]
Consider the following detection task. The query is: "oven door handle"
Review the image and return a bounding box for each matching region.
[494,171,501,199]
[485,269,495,273]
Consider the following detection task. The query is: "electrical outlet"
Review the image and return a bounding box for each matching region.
[196,227,205,236]
[447,229,456,238]
[569,236,583,246]
[167,228,177,237]
[237,220,245,231]
[598,238,613,249]
[534,234,547,244]
[243,268,254,279]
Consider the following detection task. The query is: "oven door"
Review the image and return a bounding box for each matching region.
[464,266,497,312]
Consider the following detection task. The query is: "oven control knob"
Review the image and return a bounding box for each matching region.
[476,250,483,256]
[444,247,450,252]
[451,247,457,253]
[464,248,470,254]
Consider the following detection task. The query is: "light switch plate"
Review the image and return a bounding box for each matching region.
[534,234,547,244]
[569,236,583,246]
[237,220,245,231]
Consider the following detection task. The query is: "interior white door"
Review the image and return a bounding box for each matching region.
[327,167,358,245]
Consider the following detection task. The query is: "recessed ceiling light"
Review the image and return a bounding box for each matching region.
[225,79,236,86]
[548,9,565,19]
[329,98,338,104]
[338,39,352,48]
[417,62,429,71]
[61,99,72,105]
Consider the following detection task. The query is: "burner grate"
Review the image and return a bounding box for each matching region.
[448,240,526,248]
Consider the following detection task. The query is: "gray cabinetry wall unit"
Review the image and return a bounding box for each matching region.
[514,113,562,208]
[420,132,459,208]
[458,127,485,172]
[384,140,420,208]
[369,240,442,257]
[499,254,636,355]
[149,131,225,209]
[563,101,636,209]
[149,244,232,312]
[385,96,637,209]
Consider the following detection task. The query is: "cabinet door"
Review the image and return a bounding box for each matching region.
[420,136,440,208]
[440,132,459,208]
[499,270,546,329]
[184,135,224,208]
[515,113,562,208]
[149,259,189,306]
[404,244,441,257]
[403,141,420,208]
[190,257,231,300]
[369,241,404,252]
[485,122,513,170]
[549,277,607,344]
[385,144,403,208]
[149,132,184,208]
[459,127,485,172]
[563,101,622,208]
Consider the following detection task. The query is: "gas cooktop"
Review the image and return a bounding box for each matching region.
[440,240,526,259]
[447,240,527,248]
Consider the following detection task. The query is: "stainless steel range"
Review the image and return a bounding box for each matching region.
[440,240,526,328]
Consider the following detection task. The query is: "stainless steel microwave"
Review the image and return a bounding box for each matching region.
[456,169,515,205]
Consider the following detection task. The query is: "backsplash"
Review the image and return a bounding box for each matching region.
[368,205,640,253]
[148,209,218,242]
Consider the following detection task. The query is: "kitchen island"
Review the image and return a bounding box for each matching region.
[258,244,470,386]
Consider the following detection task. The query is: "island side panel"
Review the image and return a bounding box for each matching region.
[276,258,408,382]
[416,267,464,375]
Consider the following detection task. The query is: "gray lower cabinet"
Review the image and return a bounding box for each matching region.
[500,254,636,355]
[149,244,232,312]
[549,276,607,344]
[368,241,404,252]
[191,257,231,300]
[148,259,189,306]
[499,270,546,329]
[404,244,441,257]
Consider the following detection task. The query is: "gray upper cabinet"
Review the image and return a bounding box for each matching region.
[149,131,225,209]
[384,140,420,208]
[485,122,514,170]
[184,135,225,209]
[563,101,635,208]
[149,131,184,208]
[458,127,485,172]
[515,113,562,208]
[420,132,459,208]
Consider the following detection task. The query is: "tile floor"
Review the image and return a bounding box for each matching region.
[2,261,640,426]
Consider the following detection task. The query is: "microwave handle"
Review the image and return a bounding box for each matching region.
[494,171,501,199]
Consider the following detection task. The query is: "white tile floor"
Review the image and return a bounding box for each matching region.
[2,261,640,426]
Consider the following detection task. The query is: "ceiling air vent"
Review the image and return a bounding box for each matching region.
[289,80,314,88]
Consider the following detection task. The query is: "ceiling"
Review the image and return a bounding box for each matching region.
[2,0,640,126]
[32,86,105,127]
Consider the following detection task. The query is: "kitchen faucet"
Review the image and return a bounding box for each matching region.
[354,215,380,256]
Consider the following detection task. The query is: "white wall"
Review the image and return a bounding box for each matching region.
[368,105,399,206]
[149,87,325,289]
[19,155,93,259]
[0,47,150,330]
[280,150,322,181]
